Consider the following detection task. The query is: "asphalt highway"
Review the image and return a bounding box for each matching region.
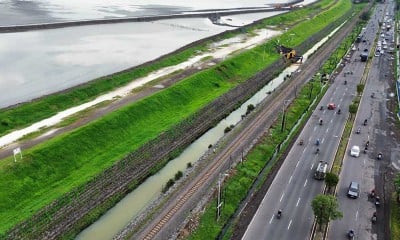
[242,37,360,240]
[328,1,394,239]
[242,2,396,239]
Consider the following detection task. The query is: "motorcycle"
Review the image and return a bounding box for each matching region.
[371,92,375,98]
[375,196,381,207]
[277,210,282,219]
[348,229,355,239]
[344,80,347,85]
[316,139,320,146]
[372,212,377,223]
[320,106,324,110]
[315,148,320,154]
[377,153,382,160]
[319,119,323,125]
[299,139,304,146]
[369,189,375,198]
[363,119,368,126]
[337,109,341,114]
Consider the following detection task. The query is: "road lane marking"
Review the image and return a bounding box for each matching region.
[325,128,329,133]
[313,126,317,131]
[287,219,292,230]
[296,161,300,168]
[302,148,306,153]
[289,175,293,183]
[304,179,308,187]
[356,211,359,221]
[269,215,274,224]
[296,197,301,207]
[310,163,314,170]
[330,119,333,123]
[322,137,325,143]
[280,193,285,202]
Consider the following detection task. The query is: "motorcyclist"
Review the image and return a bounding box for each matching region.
[348,229,354,239]
[372,212,377,223]
[344,80,347,85]
[299,139,304,145]
[377,152,382,160]
[364,119,368,126]
[277,209,282,218]
[375,196,381,206]
[337,109,341,114]
[320,106,324,110]
[370,189,375,198]
[319,119,323,125]
[316,139,320,146]
[316,148,320,154]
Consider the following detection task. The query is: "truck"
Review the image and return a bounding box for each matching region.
[314,161,328,180]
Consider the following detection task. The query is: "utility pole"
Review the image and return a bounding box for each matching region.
[281,100,290,132]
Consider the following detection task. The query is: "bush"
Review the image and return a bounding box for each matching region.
[174,171,183,181]
[162,179,175,193]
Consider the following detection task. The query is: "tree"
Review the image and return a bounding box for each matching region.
[348,103,358,114]
[356,84,364,96]
[325,172,339,193]
[311,194,343,229]
[394,173,400,201]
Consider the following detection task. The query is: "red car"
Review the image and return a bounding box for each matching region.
[327,103,336,110]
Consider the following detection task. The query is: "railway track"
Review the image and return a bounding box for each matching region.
[136,16,358,239]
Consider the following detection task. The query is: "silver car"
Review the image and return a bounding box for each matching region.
[347,181,360,199]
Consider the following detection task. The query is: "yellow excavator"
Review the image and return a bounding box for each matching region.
[276,45,303,64]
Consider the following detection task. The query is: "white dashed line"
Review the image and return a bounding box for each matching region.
[310,163,314,170]
[356,211,359,221]
[296,161,300,168]
[296,197,301,207]
[304,179,308,187]
[289,175,293,183]
[280,193,285,202]
[325,128,329,133]
[269,215,274,224]
[302,148,306,153]
[288,219,292,230]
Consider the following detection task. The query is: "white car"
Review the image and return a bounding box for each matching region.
[350,145,360,157]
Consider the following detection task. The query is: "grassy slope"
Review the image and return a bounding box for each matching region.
[0,28,282,235]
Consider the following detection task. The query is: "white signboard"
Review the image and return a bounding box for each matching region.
[13,147,22,162]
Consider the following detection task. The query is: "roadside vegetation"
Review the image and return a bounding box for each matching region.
[0,0,353,238]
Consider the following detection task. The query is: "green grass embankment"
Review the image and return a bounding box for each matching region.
[0,0,351,236]
[391,193,400,240]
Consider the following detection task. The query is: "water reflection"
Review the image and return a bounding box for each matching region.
[0,19,234,108]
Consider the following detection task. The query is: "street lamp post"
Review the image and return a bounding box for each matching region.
[216,173,229,221]
[281,100,291,132]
